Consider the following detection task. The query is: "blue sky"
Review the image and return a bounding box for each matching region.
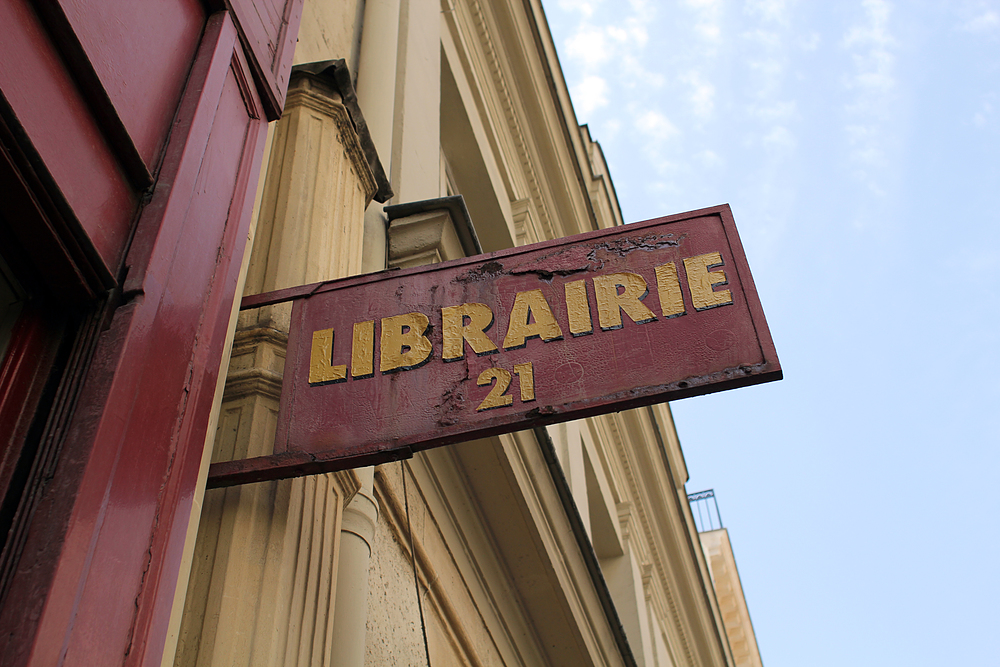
[543,1,1000,665]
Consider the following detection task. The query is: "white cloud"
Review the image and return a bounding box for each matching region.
[741,21,793,98]
[842,0,894,50]
[685,0,724,43]
[745,0,793,26]
[841,0,899,195]
[761,125,796,150]
[607,19,649,48]
[729,0,802,254]
[621,54,666,88]
[695,149,724,167]
[679,71,716,118]
[961,10,1000,32]
[695,22,722,41]
[798,31,821,51]
[844,125,887,164]
[565,25,611,68]
[635,110,680,143]
[749,100,797,123]
[847,50,896,99]
[685,0,722,9]
[571,75,610,117]
[744,27,782,49]
[557,0,601,19]
[973,98,995,128]
[746,52,785,87]
[559,3,656,84]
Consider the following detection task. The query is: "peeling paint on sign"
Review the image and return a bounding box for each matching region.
[208,204,780,486]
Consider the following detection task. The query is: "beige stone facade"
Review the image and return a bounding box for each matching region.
[699,529,763,667]
[161,0,765,665]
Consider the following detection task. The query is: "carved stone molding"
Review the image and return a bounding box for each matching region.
[284,72,378,205]
[384,195,482,269]
[387,209,466,268]
[223,327,287,403]
[510,197,539,246]
[699,529,762,667]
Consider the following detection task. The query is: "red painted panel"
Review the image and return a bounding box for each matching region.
[229,0,303,118]
[57,0,205,170]
[0,306,63,508]
[0,13,270,667]
[218,206,780,482]
[0,0,136,273]
[64,55,264,667]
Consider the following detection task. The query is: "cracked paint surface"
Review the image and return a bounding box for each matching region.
[253,205,779,476]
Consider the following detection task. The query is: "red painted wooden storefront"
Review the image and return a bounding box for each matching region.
[0,1,302,664]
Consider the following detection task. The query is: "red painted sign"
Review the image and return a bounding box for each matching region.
[208,205,780,486]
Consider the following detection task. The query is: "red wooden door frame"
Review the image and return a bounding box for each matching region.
[0,9,283,665]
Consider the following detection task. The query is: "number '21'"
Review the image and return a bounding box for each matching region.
[476,362,535,411]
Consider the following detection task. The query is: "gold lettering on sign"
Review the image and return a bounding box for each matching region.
[476,368,513,410]
[476,362,535,409]
[684,252,733,311]
[513,362,535,402]
[442,303,499,361]
[309,328,347,384]
[564,280,593,336]
[502,289,564,350]
[654,262,686,318]
[593,272,657,330]
[380,312,433,373]
[304,249,739,388]
[351,320,375,378]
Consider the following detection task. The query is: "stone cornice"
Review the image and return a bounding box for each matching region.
[223,327,287,402]
[284,72,379,205]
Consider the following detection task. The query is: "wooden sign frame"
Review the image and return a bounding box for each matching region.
[207,204,780,487]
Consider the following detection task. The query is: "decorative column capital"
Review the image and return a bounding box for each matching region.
[285,71,379,207]
[289,60,393,203]
[385,195,482,267]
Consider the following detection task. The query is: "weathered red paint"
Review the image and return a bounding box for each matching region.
[54,0,207,170]
[209,205,780,486]
[0,0,137,273]
[228,0,304,119]
[0,2,293,663]
[15,19,264,666]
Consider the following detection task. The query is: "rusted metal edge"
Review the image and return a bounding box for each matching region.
[238,268,400,310]
[206,446,416,488]
[239,203,745,311]
[207,361,780,487]
[715,204,778,373]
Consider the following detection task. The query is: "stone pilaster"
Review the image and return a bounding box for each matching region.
[243,70,377,332]
[699,529,763,667]
[174,69,375,667]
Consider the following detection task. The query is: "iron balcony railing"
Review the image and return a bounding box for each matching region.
[687,488,723,533]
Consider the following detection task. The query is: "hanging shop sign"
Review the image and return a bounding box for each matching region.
[208,204,780,486]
